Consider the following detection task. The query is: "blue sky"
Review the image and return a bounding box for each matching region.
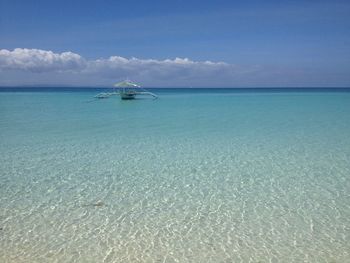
[0,0,349,87]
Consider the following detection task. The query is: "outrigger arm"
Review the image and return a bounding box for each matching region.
[137,91,158,98]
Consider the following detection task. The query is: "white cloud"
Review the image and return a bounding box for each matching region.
[87,56,234,82]
[0,48,249,86]
[0,48,86,73]
[0,48,230,76]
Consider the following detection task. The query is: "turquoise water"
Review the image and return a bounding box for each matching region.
[1,89,350,262]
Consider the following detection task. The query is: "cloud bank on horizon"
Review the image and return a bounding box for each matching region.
[0,48,234,86]
[0,48,348,87]
[0,48,255,87]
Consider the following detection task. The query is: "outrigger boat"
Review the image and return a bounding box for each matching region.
[114,80,158,100]
[94,80,157,100]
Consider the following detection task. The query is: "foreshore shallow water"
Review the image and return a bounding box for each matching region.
[1,88,349,262]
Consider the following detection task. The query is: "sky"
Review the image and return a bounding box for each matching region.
[0,0,349,87]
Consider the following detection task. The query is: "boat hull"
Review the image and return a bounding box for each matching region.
[120,93,136,100]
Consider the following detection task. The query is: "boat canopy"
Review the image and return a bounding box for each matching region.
[114,81,140,88]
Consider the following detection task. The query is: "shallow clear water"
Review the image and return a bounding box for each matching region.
[1,89,350,262]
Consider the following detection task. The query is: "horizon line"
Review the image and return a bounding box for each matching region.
[1,86,350,89]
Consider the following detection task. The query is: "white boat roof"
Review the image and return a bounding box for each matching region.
[114,80,140,88]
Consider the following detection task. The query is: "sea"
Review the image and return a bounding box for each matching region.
[0,88,349,262]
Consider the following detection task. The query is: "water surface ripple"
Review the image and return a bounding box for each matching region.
[1,89,350,262]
